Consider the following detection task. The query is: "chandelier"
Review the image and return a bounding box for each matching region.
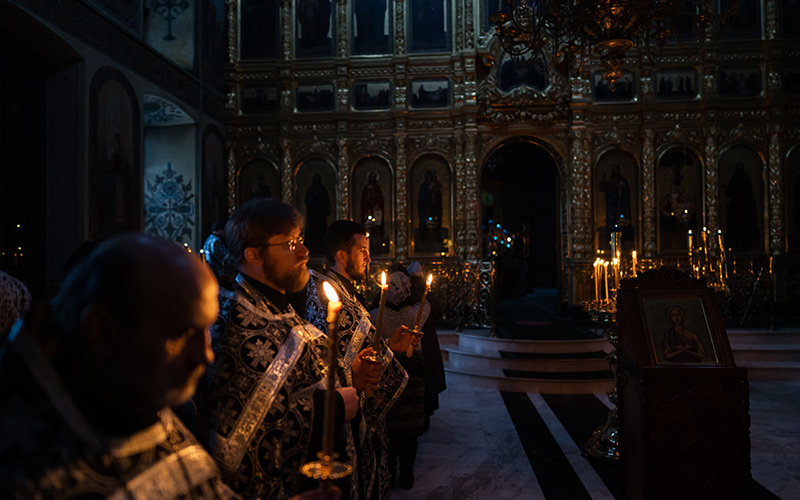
[490,0,742,85]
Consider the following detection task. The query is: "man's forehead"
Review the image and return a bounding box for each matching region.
[268,225,302,242]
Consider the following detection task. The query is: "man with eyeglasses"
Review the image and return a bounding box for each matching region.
[306,220,412,500]
[195,199,359,500]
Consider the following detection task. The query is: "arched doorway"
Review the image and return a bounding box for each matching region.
[481,140,560,294]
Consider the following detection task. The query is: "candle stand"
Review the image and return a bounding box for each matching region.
[582,299,619,462]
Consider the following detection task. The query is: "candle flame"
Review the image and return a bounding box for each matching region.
[426,274,433,285]
[322,281,339,303]
[632,250,637,258]
[381,271,386,286]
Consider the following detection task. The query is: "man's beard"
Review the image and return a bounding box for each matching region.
[345,258,366,282]
[263,255,309,293]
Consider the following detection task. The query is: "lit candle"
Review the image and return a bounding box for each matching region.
[411,274,433,356]
[593,259,600,303]
[687,230,694,275]
[701,227,709,274]
[612,257,620,291]
[372,271,388,350]
[603,260,610,302]
[631,250,638,277]
[321,281,342,459]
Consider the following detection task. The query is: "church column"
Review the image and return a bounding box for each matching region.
[642,128,656,258]
[225,0,237,64]
[768,124,785,253]
[394,0,406,56]
[337,137,350,220]
[453,131,465,257]
[280,135,293,204]
[570,127,592,260]
[703,127,720,253]
[464,129,479,259]
[226,139,237,214]
[766,0,778,40]
[336,0,348,57]
[395,131,408,260]
[281,0,292,60]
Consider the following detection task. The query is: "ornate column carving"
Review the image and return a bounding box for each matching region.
[394,0,406,55]
[642,128,656,257]
[570,128,592,259]
[226,0,237,64]
[455,0,463,52]
[280,136,293,204]
[464,0,475,50]
[703,128,720,244]
[226,139,237,214]
[336,0,348,57]
[337,137,350,219]
[453,132,466,256]
[465,130,480,259]
[768,125,784,253]
[766,0,778,40]
[395,133,408,260]
[281,0,292,60]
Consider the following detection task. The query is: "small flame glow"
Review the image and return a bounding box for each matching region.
[322,281,339,303]
[426,274,433,286]
[381,271,386,286]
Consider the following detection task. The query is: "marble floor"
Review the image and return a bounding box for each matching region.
[389,379,800,500]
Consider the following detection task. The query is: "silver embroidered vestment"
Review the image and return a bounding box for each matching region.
[197,275,329,499]
[0,325,233,500]
[306,270,408,500]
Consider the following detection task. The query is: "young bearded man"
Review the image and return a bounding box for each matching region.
[196,199,359,500]
[306,220,412,500]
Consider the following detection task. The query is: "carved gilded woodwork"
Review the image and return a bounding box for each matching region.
[769,126,784,252]
[223,0,797,316]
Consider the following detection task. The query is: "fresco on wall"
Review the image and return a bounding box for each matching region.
[297,83,335,112]
[295,158,336,253]
[238,159,281,204]
[787,146,800,252]
[353,0,391,54]
[353,81,391,110]
[241,0,279,59]
[409,0,450,52]
[90,72,141,239]
[410,154,451,255]
[719,145,763,251]
[657,148,701,253]
[145,162,195,242]
[352,157,393,255]
[409,80,449,108]
[718,67,762,97]
[201,126,227,237]
[594,149,639,253]
[144,0,195,69]
[296,0,334,58]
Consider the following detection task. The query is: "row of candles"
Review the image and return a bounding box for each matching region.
[307,270,434,487]
[591,251,638,303]
[688,227,728,287]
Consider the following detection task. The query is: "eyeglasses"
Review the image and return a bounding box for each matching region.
[265,234,304,252]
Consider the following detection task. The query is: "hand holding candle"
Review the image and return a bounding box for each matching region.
[410,274,433,357]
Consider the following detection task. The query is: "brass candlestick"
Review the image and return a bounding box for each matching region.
[301,282,352,485]
[583,299,620,462]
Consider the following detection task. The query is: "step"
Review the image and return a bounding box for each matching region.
[456,331,611,354]
[731,344,800,363]
[444,364,614,394]
[739,361,800,381]
[726,329,800,345]
[443,344,610,373]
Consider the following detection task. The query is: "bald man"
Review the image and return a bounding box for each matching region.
[0,234,235,499]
